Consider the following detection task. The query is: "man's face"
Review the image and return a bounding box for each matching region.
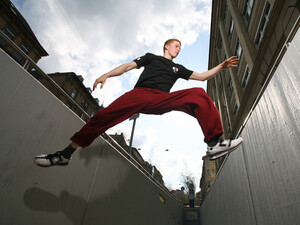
[165,41,181,58]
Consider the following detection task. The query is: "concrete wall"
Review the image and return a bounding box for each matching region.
[200,28,300,224]
[0,49,182,225]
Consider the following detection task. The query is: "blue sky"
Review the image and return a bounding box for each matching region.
[12,0,213,191]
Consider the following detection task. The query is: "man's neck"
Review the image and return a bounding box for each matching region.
[163,53,173,60]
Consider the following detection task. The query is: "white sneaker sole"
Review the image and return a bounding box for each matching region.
[210,139,243,160]
[34,154,70,167]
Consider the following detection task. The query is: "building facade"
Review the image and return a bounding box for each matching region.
[33,72,103,122]
[207,0,299,138]
[0,0,48,71]
[199,155,222,200]
[201,0,299,199]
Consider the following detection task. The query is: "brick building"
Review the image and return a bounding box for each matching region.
[33,71,103,122]
[0,0,48,70]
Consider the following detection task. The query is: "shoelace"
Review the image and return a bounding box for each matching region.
[217,139,232,147]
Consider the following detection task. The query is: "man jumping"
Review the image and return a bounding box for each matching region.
[34,39,243,167]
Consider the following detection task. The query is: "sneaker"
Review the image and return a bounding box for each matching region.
[206,137,243,158]
[34,151,71,167]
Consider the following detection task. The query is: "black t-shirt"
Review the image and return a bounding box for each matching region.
[133,53,193,93]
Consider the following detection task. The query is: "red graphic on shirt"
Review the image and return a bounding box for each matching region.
[136,57,141,60]
[173,67,178,73]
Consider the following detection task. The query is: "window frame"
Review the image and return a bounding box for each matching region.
[2,27,15,40]
[255,1,272,48]
[242,65,251,91]
[243,0,254,24]
[71,88,78,99]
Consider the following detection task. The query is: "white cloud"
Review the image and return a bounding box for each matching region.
[14,0,212,97]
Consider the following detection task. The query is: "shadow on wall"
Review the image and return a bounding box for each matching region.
[22,142,176,225]
[22,143,132,225]
[24,187,86,225]
[78,143,101,167]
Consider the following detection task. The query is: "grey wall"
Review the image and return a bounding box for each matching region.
[0,49,182,225]
[200,28,300,224]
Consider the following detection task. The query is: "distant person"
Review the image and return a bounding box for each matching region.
[34,39,243,167]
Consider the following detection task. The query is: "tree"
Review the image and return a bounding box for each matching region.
[181,172,196,207]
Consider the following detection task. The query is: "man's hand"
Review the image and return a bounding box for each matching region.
[93,74,108,91]
[220,56,240,69]
[189,56,240,81]
[92,61,138,91]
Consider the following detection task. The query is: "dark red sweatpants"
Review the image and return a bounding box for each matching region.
[70,87,223,147]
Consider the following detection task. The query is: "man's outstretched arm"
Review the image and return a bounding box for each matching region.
[189,56,239,81]
[93,61,138,91]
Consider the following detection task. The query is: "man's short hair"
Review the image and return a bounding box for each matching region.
[163,39,181,52]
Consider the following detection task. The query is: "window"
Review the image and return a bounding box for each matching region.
[222,92,226,107]
[223,106,228,121]
[207,170,210,176]
[223,1,228,21]
[20,44,30,55]
[228,77,233,97]
[242,66,251,90]
[2,27,15,40]
[215,100,219,112]
[243,0,254,24]
[10,4,18,15]
[255,2,271,47]
[233,103,239,117]
[228,17,234,42]
[13,52,23,62]
[81,99,88,111]
[235,39,242,58]
[218,39,222,49]
[219,73,223,91]
[223,105,231,133]
[227,118,231,134]
[71,89,77,99]
[0,37,6,47]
